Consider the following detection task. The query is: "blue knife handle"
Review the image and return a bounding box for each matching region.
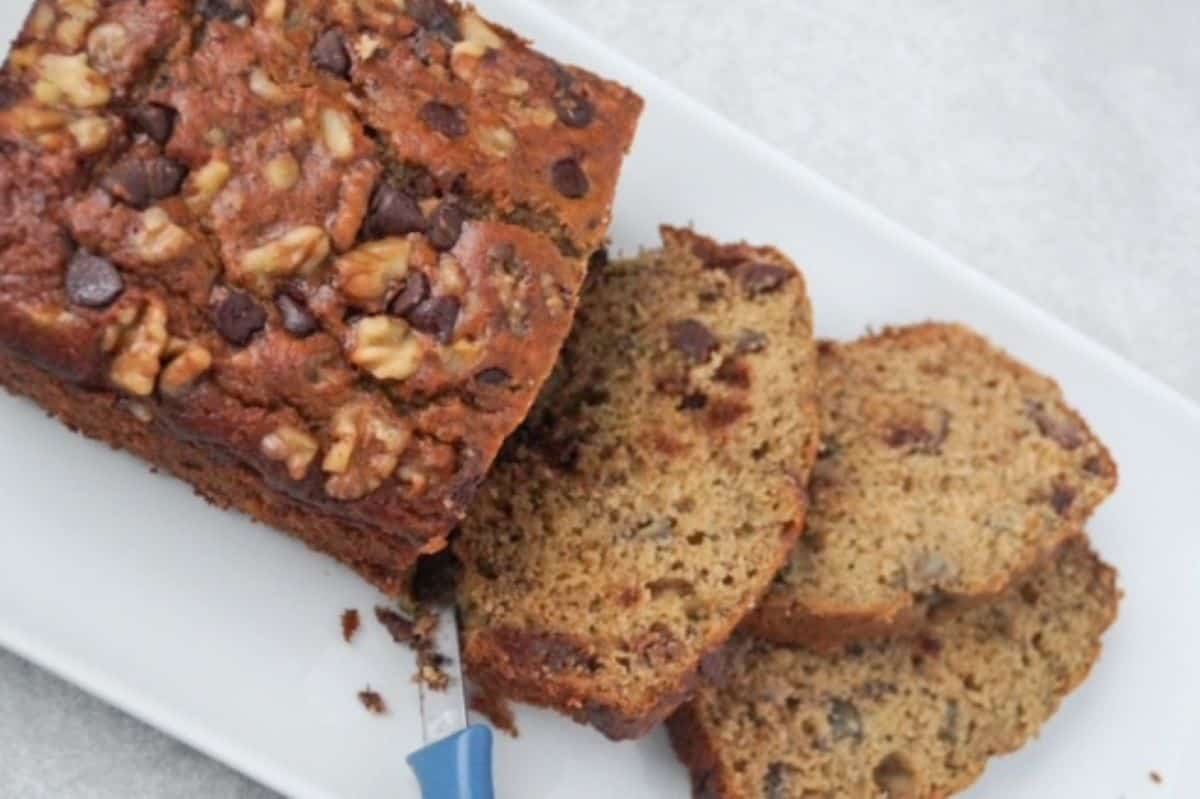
[407,725,495,799]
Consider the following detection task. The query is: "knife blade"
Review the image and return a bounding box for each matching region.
[406,603,496,799]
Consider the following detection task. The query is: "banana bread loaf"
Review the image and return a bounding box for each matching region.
[0,0,642,593]
[455,227,821,740]
[747,323,1117,648]
[671,537,1120,798]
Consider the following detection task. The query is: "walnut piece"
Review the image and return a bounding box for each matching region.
[134,208,193,264]
[320,108,355,161]
[262,424,320,481]
[350,316,425,381]
[109,298,169,396]
[35,53,110,109]
[264,153,300,191]
[159,342,212,394]
[336,238,411,302]
[322,400,412,501]
[67,115,111,153]
[86,23,128,73]
[184,159,232,214]
[240,226,331,293]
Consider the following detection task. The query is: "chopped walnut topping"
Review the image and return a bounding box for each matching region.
[262,0,287,23]
[109,298,169,396]
[14,105,70,135]
[356,33,382,61]
[262,424,320,481]
[29,4,55,38]
[264,153,300,190]
[86,23,128,73]
[241,226,331,292]
[134,208,193,264]
[35,53,110,109]
[320,108,355,161]
[350,316,424,381]
[459,12,503,50]
[477,126,516,159]
[437,253,467,295]
[323,400,412,501]
[249,68,295,105]
[159,342,212,394]
[336,238,411,302]
[184,159,232,214]
[67,115,111,153]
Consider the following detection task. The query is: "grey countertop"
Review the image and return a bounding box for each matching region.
[3,1,1197,796]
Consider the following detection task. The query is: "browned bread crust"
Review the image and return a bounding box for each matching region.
[671,537,1120,799]
[0,0,641,592]
[748,323,1117,648]
[456,227,821,740]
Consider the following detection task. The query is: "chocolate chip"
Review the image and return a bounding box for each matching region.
[0,78,26,111]
[714,357,750,388]
[405,296,460,344]
[199,0,252,21]
[679,392,708,411]
[276,293,318,337]
[764,763,790,799]
[101,157,188,210]
[65,251,123,308]
[475,367,511,386]
[427,202,465,251]
[312,28,351,78]
[128,104,177,147]
[421,101,467,139]
[215,291,267,346]
[389,272,431,317]
[736,330,768,354]
[588,248,609,272]
[669,319,718,364]
[554,91,595,128]
[737,262,794,296]
[364,184,425,240]
[1051,484,1076,516]
[828,699,863,743]
[1028,403,1085,450]
[551,157,589,198]
[407,0,461,40]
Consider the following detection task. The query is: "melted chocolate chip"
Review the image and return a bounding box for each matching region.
[128,104,177,147]
[427,202,465,251]
[475,367,511,386]
[405,295,460,344]
[588,248,609,272]
[669,319,719,364]
[737,262,794,296]
[554,91,595,128]
[0,78,23,111]
[407,0,461,40]
[312,28,351,78]
[421,101,467,139]
[1051,484,1076,517]
[679,392,708,411]
[101,157,188,210]
[65,251,123,308]
[215,291,267,346]
[389,272,431,317]
[199,0,252,21]
[364,184,425,239]
[276,293,318,337]
[551,157,589,198]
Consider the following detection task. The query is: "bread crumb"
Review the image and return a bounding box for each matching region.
[375,605,451,692]
[375,606,415,644]
[341,609,360,643]
[1150,771,1163,785]
[470,688,519,738]
[358,688,386,715]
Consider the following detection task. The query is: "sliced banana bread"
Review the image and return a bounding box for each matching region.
[455,227,821,740]
[748,323,1117,649]
[671,537,1119,799]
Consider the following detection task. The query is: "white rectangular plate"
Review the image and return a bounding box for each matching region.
[0,2,1195,797]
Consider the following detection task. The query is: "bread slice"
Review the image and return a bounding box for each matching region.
[670,537,1119,799]
[747,324,1117,649]
[455,227,821,740]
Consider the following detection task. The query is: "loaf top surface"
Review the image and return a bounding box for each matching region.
[455,227,821,739]
[0,0,642,551]
[749,323,1118,647]
[671,537,1120,799]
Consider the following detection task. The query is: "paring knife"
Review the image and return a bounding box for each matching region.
[406,602,496,799]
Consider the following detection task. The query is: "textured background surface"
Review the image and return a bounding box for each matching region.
[3,1,1198,796]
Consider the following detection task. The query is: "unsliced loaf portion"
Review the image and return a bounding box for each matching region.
[748,324,1117,648]
[455,227,821,740]
[671,537,1119,799]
